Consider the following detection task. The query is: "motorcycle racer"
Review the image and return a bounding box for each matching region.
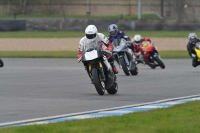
[108,24,137,67]
[186,33,200,67]
[131,34,165,69]
[108,24,134,51]
[132,34,153,54]
[78,24,118,74]
[131,34,153,63]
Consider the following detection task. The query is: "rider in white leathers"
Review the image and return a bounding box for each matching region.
[78,25,118,75]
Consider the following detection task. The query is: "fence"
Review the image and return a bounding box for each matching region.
[0,0,199,21]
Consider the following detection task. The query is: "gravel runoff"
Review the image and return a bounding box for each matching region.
[0,37,188,51]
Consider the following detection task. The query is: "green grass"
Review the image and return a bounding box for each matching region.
[0,100,199,133]
[0,31,85,38]
[159,50,189,58]
[0,51,77,58]
[0,50,189,58]
[0,31,197,38]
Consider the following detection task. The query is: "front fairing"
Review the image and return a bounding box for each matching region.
[194,42,200,59]
[82,43,103,62]
[141,41,158,63]
[113,39,128,53]
[142,42,155,53]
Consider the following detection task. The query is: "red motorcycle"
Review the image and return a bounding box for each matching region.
[139,41,165,69]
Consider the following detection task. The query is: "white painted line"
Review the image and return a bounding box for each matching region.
[0,95,199,128]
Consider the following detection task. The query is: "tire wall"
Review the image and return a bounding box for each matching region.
[0,19,199,31]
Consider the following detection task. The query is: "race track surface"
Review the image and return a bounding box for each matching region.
[0,58,199,124]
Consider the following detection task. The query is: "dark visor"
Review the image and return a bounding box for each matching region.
[86,34,96,39]
[134,41,141,44]
[190,38,196,42]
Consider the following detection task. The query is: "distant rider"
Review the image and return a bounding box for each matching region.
[108,24,134,52]
[108,24,136,66]
[131,34,154,63]
[78,24,118,75]
[186,33,200,67]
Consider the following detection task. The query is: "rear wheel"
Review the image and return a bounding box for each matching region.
[0,59,4,67]
[154,56,165,69]
[130,66,138,75]
[107,76,118,94]
[147,63,156,69]
[119,57,130,76]
[92,68,105,95]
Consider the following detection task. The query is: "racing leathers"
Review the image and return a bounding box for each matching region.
[186,38,200,67]
[132,37,153,64]
[108,31,133,50]
[133,38,153,55]
[78,33,118,74]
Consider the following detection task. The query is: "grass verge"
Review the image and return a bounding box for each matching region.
[0,31,198,38]
[0,100,199,133]
[0,51,77,58]
[0,50,189,58]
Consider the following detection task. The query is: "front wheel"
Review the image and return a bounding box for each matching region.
[0,59,4,67]
[119,57,130,76]
[92,68,105,95]
[154,56,165,69]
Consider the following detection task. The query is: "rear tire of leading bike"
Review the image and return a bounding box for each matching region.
[119,57,130,76]
[154,56,165,69]
[0,59,4,67]
[130,66,138,75]
[107,76,118,94]
[92,68,105,95]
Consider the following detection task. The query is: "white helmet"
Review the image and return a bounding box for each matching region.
[85,25,98,41]
[133,34,142,45]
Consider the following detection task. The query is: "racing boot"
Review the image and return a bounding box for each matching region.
[112,64,119,74]
[108,58,119,74]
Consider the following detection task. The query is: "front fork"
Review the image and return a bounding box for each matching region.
[87,61,106,82]
[149,52,158,65]
[98,61,106,81]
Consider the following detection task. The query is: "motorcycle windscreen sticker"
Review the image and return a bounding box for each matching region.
[85,50,98,61]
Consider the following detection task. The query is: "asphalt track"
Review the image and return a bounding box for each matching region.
[0,58,199,124]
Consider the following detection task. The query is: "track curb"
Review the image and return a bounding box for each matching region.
[0,94,199,128]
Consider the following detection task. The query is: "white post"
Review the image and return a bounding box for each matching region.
[138,0,142,19]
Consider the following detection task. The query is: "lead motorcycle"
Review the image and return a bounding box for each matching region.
[138,41,165,69]
[112,38,138,76]
[79,43,118,95]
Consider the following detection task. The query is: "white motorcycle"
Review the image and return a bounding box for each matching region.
[79,43,118,95]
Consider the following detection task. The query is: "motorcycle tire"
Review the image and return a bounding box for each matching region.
[107,76,118,94]
[154,56,165,69]
[119,57,130,76]
[92,68,105,95]
[130,66,138,75]
[147,63,156,69]
[0,59,4,67]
